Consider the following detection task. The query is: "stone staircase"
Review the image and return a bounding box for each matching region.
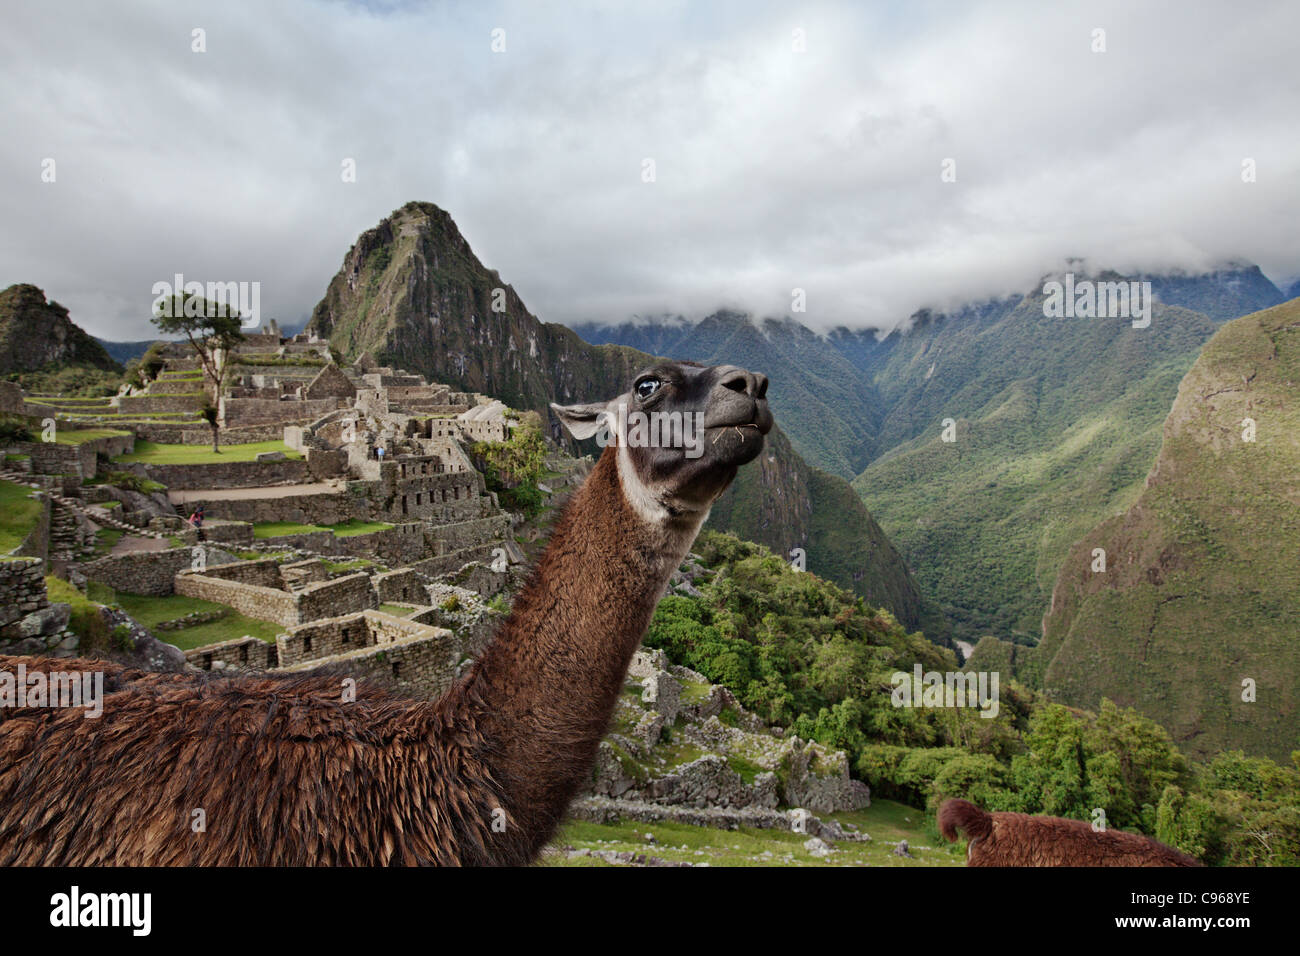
[0,469,170,542]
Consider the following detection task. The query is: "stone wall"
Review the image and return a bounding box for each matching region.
[276,610,459,696]
[185,636,278,671]
[294,572,376,622]
[306,448,348,479]
[189,473,500,528]
[435,560,522,599]
[339,523,427,565]
[15,492,52,563]
[82,545,231,596]
[131,458,310,490]
[232,333,282,351]
[279,558,329,588]
[175,569,298,626]
[190,488,364,525]
[222,397,345,426]
[277,612,369,666]
[26,442,96,479]
[409,544,501,578]
[426,514,510,556]
[373,568,427,604]
[118,393,205,416]
[130,422,287,445]
[174,561,375,627]
[193,557,283,587]
[252,529,338,553]
[0,558,49,637]
[458,419,509,443]
[200,520,254,547]
[303,365,356,400]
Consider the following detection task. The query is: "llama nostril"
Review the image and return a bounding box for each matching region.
[754,374,768,399]
[721,373,751,394]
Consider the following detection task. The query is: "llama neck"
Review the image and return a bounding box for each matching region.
[454,446,704,850]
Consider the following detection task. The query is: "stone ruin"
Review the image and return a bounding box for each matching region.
[573,648,871,846]
[0,327,583,701]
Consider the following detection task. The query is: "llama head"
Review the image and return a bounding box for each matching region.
[551,361,772,521]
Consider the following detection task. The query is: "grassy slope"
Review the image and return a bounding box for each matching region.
[253,520,394,539]
[108,590,283,650]
[0,479,44,554]
[52,428,132,444]
[114,440,302,465]
[545,798,962,867]
[705,426,941,636]
[1034,297,1300,760]
[853,292,1216,642]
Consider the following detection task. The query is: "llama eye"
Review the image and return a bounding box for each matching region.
[636,379,660,400]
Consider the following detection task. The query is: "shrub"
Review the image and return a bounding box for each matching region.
[0,418,33,444]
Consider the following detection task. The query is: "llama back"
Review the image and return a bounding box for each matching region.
[0,660,513,866]
[938,798,1202,867]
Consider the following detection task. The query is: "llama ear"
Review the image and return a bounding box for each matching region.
[550,401,610,441]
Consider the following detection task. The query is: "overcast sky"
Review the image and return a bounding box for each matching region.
[2,0,1297,339]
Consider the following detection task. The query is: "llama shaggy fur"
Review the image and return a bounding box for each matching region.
[938,798,1202,867]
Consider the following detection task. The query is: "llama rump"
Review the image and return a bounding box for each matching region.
[938,798,1201,867]
[0,361,772,866]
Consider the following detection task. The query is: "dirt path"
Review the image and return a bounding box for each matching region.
[169,482,339,503]
[110,534,168,555]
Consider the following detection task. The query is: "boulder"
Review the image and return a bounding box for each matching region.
[17,603,71,639]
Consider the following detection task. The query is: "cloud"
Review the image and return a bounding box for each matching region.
[1,0,1297,337]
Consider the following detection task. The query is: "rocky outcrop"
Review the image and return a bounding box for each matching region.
[0,284,121,375]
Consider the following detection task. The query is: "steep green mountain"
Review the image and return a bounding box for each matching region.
[95,338,159,365]
[705,425,946,638]
[0,285,122,394]
[1031,296,1300,760]
[307,202,938,633]
[850,279,1221,642]
[572,311,883,479]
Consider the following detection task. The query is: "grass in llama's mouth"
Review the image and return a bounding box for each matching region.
[710,423,762,443]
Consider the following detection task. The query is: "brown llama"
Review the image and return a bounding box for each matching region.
[0,361,772,865]
[938,798,1202,867]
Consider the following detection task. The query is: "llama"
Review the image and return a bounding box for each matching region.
[0,361,771,866]
[938,798,1202,866]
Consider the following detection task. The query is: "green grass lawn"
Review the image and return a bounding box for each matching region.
[253,519,394,539]
[544,798,963,867]
[378,603,414,616]
[53,428,131,445]
[114,440,302,465]
[107,590,283,651]
[46,576,120,649]
[0,479,44,553]
[332,520,394,537]
[94,527,124,555]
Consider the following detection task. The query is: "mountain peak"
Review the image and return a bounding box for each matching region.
[0,283,121,376]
